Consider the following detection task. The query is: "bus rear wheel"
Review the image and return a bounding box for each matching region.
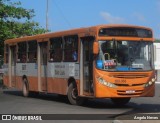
[110,98,131,105]
[22,78,29,97]
[67,83,86,105]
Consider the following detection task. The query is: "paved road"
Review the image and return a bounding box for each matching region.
[0,84,160,123]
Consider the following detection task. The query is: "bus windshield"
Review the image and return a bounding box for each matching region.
[96,40,154,71]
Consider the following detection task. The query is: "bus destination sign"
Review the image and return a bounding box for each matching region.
[99,27,152,38]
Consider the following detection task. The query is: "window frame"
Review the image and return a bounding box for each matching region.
[17,42,27,63]
[63,35,78,62]
[4,44,9,64]
[27,40,37,63]
[49,35,79,62]
[49,37,63,62]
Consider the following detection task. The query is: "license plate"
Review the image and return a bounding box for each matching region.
[126,90,135,94]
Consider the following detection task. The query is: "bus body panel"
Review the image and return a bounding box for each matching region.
[3,75,9,87]
[47,77,68,95]
[3,24,155,103]
[95,83,155,98]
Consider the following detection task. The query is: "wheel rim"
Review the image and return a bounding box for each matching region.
[23,84,27,95]
[23,79,28,96]
[71,88,78,99]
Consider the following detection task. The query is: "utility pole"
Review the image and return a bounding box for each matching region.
[46,0,49,31]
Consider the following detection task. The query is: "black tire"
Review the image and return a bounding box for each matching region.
[22,78,29,97]
[30,91,39,97]
[67,83,86,105]
[58,94,67,99]
[111,98,131,105]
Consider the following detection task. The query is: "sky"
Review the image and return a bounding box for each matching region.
[12,0,160,39]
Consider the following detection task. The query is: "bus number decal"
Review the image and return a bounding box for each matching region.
[115,79,126,83]
[52,63,78,78]
[22,65,26,71]
[54,64,65,76]
[69,64,75,76]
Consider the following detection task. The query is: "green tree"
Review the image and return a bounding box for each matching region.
[0,0,47,56]
[155,39,160,42]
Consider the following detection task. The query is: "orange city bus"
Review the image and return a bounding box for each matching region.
[3,24,155,105]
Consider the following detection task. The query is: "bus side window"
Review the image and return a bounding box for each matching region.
[17,42,27,63]
[64,35,78,62]
[49,37,63,62]
[28,41,37,63]
[50,51,55,61]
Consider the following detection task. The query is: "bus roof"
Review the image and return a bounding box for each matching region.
[5,24,153,44]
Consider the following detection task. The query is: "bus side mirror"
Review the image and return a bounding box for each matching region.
[93,42,99,54]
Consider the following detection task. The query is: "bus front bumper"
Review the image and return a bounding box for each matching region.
[94,82,155,98]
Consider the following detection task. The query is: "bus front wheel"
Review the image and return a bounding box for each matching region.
[67,83,86,105]
[110,98,131,105]
[22,78,29,97]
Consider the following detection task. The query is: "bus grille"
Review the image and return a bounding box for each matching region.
[109,73,149,79]
[114,83,145,87]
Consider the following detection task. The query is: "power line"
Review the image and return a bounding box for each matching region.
[53,0,72,29]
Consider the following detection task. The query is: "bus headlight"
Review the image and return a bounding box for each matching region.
[152,78,155,82]
[97,77,117,88]
[144,78,155,87]
[148,81,152,85]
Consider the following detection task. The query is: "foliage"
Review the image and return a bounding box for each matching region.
[0,0,47,55]
[155,39,160,42]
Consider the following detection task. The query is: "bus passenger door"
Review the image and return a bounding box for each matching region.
[40,42,48,91]
[10,46,16,87]
[80,37,94,95]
